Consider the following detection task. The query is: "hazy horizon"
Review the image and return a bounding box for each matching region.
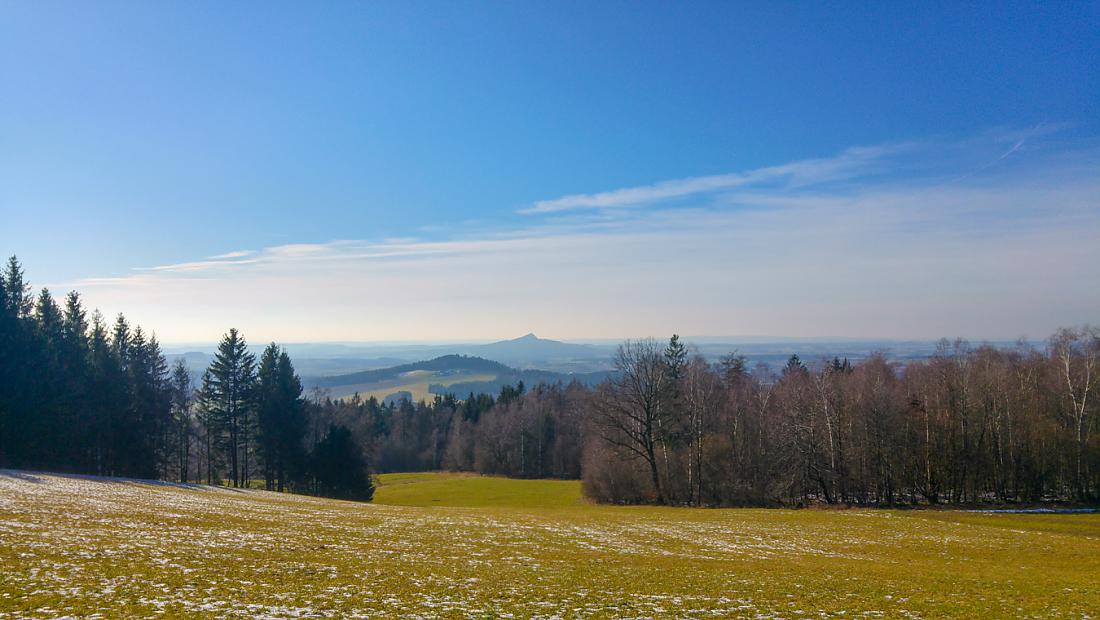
[155,332,1032,350]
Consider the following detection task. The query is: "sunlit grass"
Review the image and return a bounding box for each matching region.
[329,372,497,401]
[374,471,586,509]
[2,470,1099,618]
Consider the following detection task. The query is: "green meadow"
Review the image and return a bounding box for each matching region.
[326,371,499,402]
[2,471,1098,618]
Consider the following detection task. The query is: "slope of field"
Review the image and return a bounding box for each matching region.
[3,471,1100,618]
[303,354,609,402]
[374,472,585,509]
[326,371,498,402]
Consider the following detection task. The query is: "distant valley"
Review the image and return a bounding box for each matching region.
[302,354,609,403]
[164,332,1026,403]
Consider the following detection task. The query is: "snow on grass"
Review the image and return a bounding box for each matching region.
[2,470,1099,618]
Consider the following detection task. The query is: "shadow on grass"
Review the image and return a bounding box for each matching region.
[0,469,252,493]
[0,470,46,483]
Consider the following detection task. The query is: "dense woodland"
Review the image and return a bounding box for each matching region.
[583,334,1098,506]
[1,257,1097,506]
[0,258,372,500]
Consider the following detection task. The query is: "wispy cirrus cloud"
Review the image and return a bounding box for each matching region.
[520,143,910,214]
[519,125,1084,216]
[207,250,256,260]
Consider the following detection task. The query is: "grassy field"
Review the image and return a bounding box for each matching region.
[375,472,585,509]
[328,372,497,402]
[2,471,1099,618]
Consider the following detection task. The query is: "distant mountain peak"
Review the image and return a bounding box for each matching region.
[472,333,604,363]
[491,332,545,345]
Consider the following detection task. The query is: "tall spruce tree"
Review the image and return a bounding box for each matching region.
[170,359,193,483]
[661,334,689,490]
[3,256,32,318]
[30,289,66,467]
[0,263,7,466]
[198,328,257,487]
[125,328,171,478]
[256,343,307,491]
[60,292,90,470]
[784,354,807,376]
[87,310,126,474]
[197,369,217,484]
[0,258,33,467]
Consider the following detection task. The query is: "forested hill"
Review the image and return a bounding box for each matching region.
[307,355,511,388]
[428,368,610,398]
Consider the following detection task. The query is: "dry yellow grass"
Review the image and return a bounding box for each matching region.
[1,470,1098,618]
[329,373,497,402]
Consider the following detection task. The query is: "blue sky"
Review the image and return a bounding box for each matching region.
[2,2,1098,342]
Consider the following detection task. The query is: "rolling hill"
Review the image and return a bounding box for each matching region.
[303,354,608,402]
[471,333,606,367]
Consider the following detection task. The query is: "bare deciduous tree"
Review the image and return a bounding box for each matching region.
[591,340,674,504]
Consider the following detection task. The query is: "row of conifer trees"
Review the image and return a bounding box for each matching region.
[0,257,372,500]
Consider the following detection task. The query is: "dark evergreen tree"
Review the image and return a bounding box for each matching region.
[664,334,688,376]
[28,289,65,467]
[831,356,852,373]
[783,354,807,377]
[0,257,34,467]
[125,328,171,478]
[197,328,257,487]
[60,292,91,470]
[3,256,32,317]
[0,263,8,467]
[257,343,307,491]
[196,369,217,484]
[497,383,523,407]
[311,424,373,501]
[86,311,126,474]
[169,359,193,483]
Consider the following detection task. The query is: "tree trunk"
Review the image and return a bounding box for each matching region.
[646,440,665,505]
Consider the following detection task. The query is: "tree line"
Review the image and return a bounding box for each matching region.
[246,332,1100,507]
[584,333,1098,506]
[0,257,372,500]
[2,256,1097,506]
[308,380,584,480]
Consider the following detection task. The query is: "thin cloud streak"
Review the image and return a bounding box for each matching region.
[207,250,256,259]
[521,143,910,214]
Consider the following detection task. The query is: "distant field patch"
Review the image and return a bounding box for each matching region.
[3,470,1100,618]
[399,369,433,378]
[374,472,586,509]
[327,372,497,402]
